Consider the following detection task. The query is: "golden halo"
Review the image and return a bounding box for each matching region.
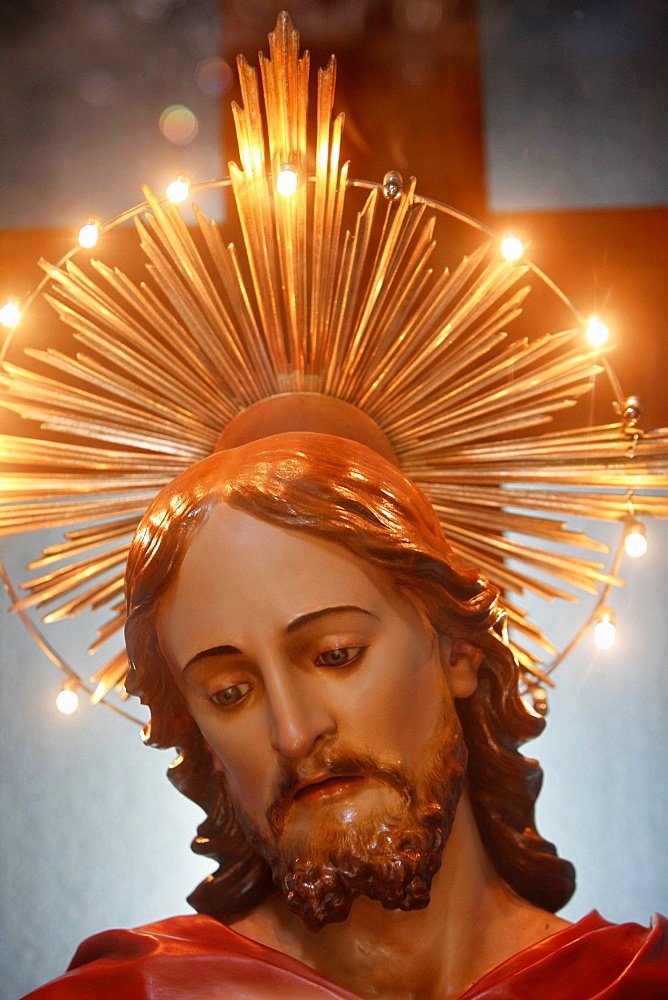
[1,12,667,719]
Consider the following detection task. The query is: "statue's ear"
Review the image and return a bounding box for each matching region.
[440,636,483,699]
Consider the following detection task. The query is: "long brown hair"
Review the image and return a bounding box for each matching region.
[125,431,575,919]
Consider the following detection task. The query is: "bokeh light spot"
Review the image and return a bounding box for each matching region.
[159,104,199,145]
[195,58,233,98]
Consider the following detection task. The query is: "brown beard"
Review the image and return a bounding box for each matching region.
[231,709,468,932]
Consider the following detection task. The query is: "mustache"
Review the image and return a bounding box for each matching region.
[266,747,412,835]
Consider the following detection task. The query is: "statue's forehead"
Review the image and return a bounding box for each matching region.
[161,502,427,654]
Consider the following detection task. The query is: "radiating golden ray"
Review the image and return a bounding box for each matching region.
[1,11,668,711]
[21,348,218,443]
[16,544,127,599]
[0,500,149,534]
[430,502,609,551]
[0,469,175,491]
[137,196,269,400]
[423,483,666,521]
[503,600,559,655]
[43,574,126,624]
[0,363,212,455]
[27,518,140,568]
[451,542,579,603]
[90,603,126,656]
[89,650,131,703]
[42,258,240,423]
[310,62,347,370]
[418,423,658,462]
[192,206,278,394]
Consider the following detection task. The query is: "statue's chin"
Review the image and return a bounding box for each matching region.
[274,824,446,932]
[233,707,468,931]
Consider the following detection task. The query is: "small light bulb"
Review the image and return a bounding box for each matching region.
[276,165,298,197]
[586,315,609,348]
[166,175,190,203]
[0,299,21,327]
[622,395,642,426]
[382,170,404,201]
[624,520,648,558]
[78,216,101,249]
[56,686,79,715]
[594,610,616,650]
[500,235,523,261]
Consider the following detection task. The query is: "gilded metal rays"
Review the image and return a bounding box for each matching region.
[2,12,668,711]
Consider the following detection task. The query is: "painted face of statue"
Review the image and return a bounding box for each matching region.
[158,503,476,930]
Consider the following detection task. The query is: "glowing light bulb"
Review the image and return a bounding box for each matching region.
[167,175,190,203]
[0,299,21,327]
[276,165,298,197]
[624,520,648,558]
[500,235,523,261]
[594,610,616,650]
[78,216,101,249]
[56,686,79,715]
[586,316,609,348]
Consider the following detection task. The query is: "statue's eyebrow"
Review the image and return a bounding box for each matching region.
[285,605,377,634]
[182,607,377,673]
[183,645,238,673]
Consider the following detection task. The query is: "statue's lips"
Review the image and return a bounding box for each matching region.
[290,774,366,805]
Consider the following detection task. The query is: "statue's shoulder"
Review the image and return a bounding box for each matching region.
[22,913,361,1000]
[459,911,668,999]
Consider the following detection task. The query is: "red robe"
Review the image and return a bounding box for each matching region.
[22,909,667,999]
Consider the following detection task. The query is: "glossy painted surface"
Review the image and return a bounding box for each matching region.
[21,911,668,999]
[157,504,471,853]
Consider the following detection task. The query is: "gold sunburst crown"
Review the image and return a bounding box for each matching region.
[1,11,668,718]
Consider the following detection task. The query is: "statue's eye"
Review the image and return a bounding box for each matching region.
[211,682,251,707]
[315,646,364,667]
